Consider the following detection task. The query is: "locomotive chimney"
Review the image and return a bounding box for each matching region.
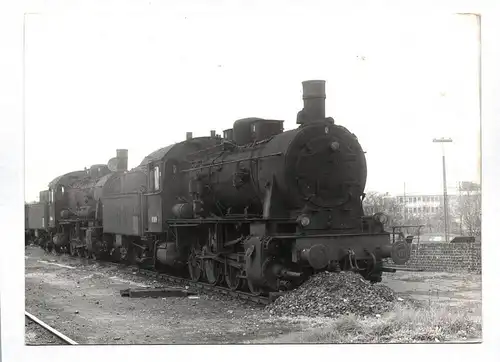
[210,130,216,138]
[297,80,326,125]
[186,132,193,140]
[116,149,128,171]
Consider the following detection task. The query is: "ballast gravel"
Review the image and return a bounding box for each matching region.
[25,317,65,345]
[266,271,397,318]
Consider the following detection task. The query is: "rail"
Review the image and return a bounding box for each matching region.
[135,268,278,305]
[38,244,425,308]
[34,243,279,306]
[25,311,78,345]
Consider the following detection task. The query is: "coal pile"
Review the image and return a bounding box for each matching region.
[266,271,397,318]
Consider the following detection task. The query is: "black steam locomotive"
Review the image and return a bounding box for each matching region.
[25,80,411,295]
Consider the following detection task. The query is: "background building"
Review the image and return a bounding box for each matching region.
[363,181,481,240]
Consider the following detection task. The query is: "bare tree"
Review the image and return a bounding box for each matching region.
[363,192,386,214]
[363,192,404,224]
[456,185,481,238]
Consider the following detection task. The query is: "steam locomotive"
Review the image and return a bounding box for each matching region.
[25,80,411,295]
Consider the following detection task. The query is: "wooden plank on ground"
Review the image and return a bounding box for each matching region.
[120,287,197,298]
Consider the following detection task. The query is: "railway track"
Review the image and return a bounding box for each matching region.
[135,268,283,305]
[33,245,415,307]
[36,246,283,306]
[25,311,78,345]
[97,259,282,305]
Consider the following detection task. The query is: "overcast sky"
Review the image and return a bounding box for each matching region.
[24,8,481,202]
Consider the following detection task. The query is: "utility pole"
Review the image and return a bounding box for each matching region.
[403,182,407,224]
[459,181,463,235]
[433,138,453,242]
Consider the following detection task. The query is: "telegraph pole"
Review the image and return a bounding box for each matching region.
[459,182,463,235]
[403,182,407,224]
[433,138,453,242]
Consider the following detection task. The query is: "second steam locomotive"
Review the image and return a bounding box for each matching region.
[25,80,411,295]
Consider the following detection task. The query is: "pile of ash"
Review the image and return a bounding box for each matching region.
[266,271,397,318]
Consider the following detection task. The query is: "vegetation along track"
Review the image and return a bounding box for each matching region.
[25,311,78,345]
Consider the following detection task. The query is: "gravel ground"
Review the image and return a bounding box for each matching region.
[382,271,482,317]
[24,246,302,344]
[25,246,481,344]
[25,316,65,345]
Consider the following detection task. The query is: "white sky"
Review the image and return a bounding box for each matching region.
[24,9,481,202]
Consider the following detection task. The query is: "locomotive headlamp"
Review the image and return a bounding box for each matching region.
[297,214,311,227]
[374,212,389,225]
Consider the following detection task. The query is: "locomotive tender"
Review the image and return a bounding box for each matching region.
[25,80,411,295]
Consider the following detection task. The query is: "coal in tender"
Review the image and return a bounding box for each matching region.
[266,271,397,318]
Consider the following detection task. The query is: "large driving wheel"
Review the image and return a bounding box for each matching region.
[225,265,243,291]
[119,246,129,263]
[204,259,223,286]
[69,243,77,257]
[53,245,62,255]
[188,251,202,282]
[247,279,263,296]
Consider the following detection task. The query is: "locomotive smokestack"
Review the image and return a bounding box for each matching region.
[210,130,216,138]
[297,80,326,125]
[186,132,193,140]
[116,149,128,171]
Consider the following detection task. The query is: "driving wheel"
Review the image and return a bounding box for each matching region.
[225,265,243,291]
[53,245,62,255]
[204,259,223,285]
[247,279,263,296]
[69,243,77,257]
[188,251,202,282]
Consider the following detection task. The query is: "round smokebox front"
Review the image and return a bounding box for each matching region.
[285,122,366,209]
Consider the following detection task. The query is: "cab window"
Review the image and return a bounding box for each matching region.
[49,190,54,203]
[154,166,160,191]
